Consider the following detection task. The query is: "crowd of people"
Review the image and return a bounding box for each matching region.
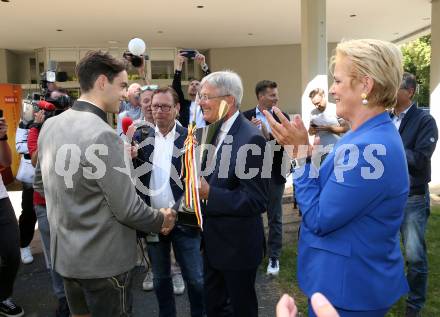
[0,38,438,317]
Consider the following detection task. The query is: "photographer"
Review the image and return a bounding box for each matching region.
[0,116,24,317]
[15,108,37,265]
[172,51,210,128]
[27,89,71,317]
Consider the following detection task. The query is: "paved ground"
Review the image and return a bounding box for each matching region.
[13,253,283,317]
[6,183,299,317]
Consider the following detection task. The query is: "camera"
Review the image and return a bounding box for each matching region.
[123,51,149,68]
[21,85,74,126]
[179,49,198,59]
[31,93,72,120]
[40,70,68,92]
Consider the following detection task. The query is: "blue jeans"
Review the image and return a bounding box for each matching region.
[147,225,204,317]
[400,192,430,311]
[34,204,66,300]
[267,181,285,259]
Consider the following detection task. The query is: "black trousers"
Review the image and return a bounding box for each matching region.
[204,255,258,317]
[18,182,36,248]
[0,197,21,301]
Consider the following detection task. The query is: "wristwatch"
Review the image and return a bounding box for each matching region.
[293,156,311,169]
[0,135,7,141]
[201,63,209,72]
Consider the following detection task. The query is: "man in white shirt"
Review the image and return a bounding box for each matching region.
[132,87,204,317]
[308,88,349,152]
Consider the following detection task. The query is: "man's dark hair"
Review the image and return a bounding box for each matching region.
[152,86,179,106]
[308,88,325,99]
[401,72,417,97]
[75,50,127,93]
[255,80,277,98]
[188,77,200,83]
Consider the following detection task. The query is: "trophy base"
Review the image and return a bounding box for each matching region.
[177,209,200,228]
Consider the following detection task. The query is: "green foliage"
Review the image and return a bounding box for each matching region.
[401,35,431,107]
[278,205,440,316]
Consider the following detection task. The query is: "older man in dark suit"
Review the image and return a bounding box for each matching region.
[198,71,269,317]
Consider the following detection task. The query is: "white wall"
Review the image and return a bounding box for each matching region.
[209,45,302,114]
[208,43,338,115]
[0,49,7,83]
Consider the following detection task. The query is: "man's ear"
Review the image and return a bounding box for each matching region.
[175,103,180,113]
[227,95,236,109]
[408,87,416,99]
[95,74,107,91]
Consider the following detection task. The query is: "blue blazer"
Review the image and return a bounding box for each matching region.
[294,112,409,310]
[202,113,269,270]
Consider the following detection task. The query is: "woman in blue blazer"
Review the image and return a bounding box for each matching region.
[265,39,409,316]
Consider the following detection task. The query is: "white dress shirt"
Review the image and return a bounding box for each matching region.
[310,102,341,147]
[149,124,177,209]
[189,101,206,128]
[215,111,240,153]
[392,105,412,130]
[255,106,272,133]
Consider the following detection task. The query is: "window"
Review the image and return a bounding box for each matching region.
[151,60,174,79]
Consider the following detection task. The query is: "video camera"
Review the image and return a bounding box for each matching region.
[123,51,149,68]
[21,87,73,126]
[40,70,68,92]
[32,92,72,118]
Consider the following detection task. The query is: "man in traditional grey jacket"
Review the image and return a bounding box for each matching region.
[34,50,176,317]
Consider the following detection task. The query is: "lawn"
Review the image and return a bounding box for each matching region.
[276,205,440,316]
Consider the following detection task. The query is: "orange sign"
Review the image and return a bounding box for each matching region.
[0,84,22,181]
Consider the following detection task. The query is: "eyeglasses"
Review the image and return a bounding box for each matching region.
[151,104,173,112]
[140,84,159,92]
[196,93,230,102]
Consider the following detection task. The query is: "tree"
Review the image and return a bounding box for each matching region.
[401,34,431,107]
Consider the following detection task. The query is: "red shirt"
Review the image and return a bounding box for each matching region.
[28,127,45,206]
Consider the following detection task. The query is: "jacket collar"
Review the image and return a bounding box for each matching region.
[398,103,417,133]
[72,100,107,122]
[342,111,392,142]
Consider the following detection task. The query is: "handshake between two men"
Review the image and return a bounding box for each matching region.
[159,207,177,236]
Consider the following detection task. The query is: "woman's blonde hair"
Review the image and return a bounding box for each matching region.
[330,39,403,108]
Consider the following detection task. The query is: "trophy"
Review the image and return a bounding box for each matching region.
[175,100,229,230]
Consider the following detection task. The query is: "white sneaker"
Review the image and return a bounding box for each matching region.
[142,271,154,291]
[0,298,24,317]
[20,246,33,264]
[172,273,185,295]
[267,257,280,276]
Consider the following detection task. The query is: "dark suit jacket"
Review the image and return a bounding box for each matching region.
[172,69,210,128]
[393,104,438,195]
[202,114,269,270]
[242,107,290,184]
[133,124,188,205]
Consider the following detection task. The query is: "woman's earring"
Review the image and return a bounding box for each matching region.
[361,93,368,105]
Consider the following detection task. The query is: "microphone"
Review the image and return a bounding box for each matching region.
[122,116,133,135]
[37,100,56,111]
